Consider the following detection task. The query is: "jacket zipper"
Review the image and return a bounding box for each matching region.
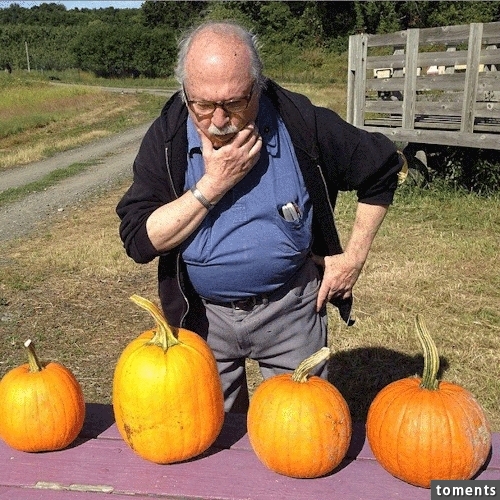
[164,146,180,199]
[316,163,336,222]
[315,161,345,255]
[165,145,190,327]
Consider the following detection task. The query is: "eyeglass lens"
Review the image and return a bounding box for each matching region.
[185,83,254,116]
[193,99,248,115]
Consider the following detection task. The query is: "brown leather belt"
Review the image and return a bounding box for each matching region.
[204,295,267,311]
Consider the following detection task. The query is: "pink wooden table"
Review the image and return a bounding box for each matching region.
[0,403,498,499]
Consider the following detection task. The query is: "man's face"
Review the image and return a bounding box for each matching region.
[184,78,259,149]
[183,34,259,148]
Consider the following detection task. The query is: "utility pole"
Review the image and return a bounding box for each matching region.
[25,41,30,72]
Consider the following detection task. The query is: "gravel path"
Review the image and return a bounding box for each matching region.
[0,122,152,243]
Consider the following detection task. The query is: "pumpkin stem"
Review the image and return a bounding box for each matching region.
[130,294,180,351]
[291,347,332,383]
[24,339,43,373]
[415,315,439,390]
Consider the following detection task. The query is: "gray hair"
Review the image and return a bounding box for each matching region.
[174,20,265,93]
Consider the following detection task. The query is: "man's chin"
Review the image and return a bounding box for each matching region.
[211,134,235,147]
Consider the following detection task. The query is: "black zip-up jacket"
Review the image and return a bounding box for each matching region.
[116,79,403,328]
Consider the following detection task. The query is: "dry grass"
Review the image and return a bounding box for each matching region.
[284,82,348,117]
[0,75,498,433]
[0,184,498,430]
[327,189,500,427]
[0,77,165,170]
[0,187,158,402]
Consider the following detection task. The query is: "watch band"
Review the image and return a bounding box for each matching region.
[190,185,214,211]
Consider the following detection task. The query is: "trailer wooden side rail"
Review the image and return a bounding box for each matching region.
[347,22,500,150]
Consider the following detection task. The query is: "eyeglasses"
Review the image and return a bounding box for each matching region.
[183,83,255,117]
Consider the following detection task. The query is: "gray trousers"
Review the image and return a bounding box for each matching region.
[191,258,328,412]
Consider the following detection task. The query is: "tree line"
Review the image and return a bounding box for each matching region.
[1,1,499,79]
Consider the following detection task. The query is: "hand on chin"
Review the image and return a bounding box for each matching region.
[211,133,236,149]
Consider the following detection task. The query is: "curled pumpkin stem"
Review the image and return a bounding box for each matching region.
[291,347,332,383]
[130,294,180,351]
[24,339,43,373]
[415,315,439,390]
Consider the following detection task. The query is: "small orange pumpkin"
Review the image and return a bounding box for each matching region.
[112,294,225,464]
[366,316,491,488]
[247,347,352,478]
[0,339,85,452]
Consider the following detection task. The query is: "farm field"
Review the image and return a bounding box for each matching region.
[0,72,499,431]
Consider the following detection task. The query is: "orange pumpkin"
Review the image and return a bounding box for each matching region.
[366,316,491,488]
[0,339,85,452]
[112,294,225,464]
[247,347,352,478]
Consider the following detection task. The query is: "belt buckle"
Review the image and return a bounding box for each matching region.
[232,296,257,311]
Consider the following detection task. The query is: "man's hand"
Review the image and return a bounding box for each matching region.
[146,123,262,253]
[197,123,262,197]
[312,202,390,312]
[312,253,361,311]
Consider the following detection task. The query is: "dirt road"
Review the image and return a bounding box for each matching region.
[0,122,152,243]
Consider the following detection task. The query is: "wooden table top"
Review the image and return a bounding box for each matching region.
[0,403,498,499]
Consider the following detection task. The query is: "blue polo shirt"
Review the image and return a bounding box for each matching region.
[181,95,312,301]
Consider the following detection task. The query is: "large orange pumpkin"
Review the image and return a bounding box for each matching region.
[366,316,491,488]
[0,339,85,452]
[112,294,225,464]
[247,347,352,478]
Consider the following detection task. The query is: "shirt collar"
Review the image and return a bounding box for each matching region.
[187,116,202,157]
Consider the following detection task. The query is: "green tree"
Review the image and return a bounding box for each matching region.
[0,3,30,24]
[71,19,176,78]
[202,1,256,30]
[133,27,177,78]
[378,2,400,34]
[0,24,76,71]
[71,20,135,77]
[354,1,403,33]
[29,3,69,26]
[353,1,500,34]
[316,2,356,44]
[141,1,205,30]
[427,1,500,27]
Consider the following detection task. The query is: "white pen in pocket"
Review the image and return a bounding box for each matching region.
[280,202,301,221]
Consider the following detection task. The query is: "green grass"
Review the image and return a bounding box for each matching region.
[29,68,179,90]
[0,160,99,208]
[0,72,167,170]
[0,79,100,138]
[0,70,498,433]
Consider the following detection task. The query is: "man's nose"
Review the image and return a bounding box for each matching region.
[211,106,231,128]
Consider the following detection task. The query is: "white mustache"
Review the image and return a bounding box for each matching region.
[208,123,239,136]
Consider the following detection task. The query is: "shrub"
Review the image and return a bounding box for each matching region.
[403,143,500,195]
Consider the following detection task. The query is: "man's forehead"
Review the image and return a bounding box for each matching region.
[187,32,250,65]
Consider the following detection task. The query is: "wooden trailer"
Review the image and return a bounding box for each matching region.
[347,22,500,154]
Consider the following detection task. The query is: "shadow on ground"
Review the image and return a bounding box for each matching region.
[328,346,449,423]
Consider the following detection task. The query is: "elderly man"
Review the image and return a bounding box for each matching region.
[116,20,404,412]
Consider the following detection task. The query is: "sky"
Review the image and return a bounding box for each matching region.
[1,1,144,9]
